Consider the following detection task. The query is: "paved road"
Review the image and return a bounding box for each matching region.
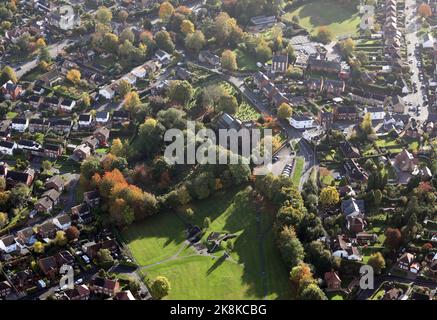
[404,0,427,122]
[14,40,70,78]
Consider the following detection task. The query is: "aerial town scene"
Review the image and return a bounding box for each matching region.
[0,0,436,302]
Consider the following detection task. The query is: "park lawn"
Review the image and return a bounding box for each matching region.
[125,187,291,299]
[145,255,259,300]
[292,157,304,187]
[122,211,187,266]
[282,0,360,37]
[234,48,258,71]
[6,112,18,119]
[235,101,261,121]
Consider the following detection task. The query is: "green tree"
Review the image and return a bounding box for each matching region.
[277,226,304,268]
[155,30,175,53]
[221,50,237,71]
[150,276,171,299]
[367,252,386,275]
[0,66,17,84]
[168,80,193,106]
[95,248,114,269]
[185,30,205,53]
[299,283,327,300]
[95,6,113,24]
[277,103,293,119]
[217,95,238,114]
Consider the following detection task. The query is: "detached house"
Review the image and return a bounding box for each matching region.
[92,277,120,296]
[35,196,55,213]
[73,144,91,162]
[63,284,90,300]
[0,140,17,156]
[59,99,76,112]
[84,190,101,207]
[43,143,63,159]
[290,115,316,129]
[394,149,417,172]
[0,235,17,253]
[324,271,342,291]
[96,112,110,125]
[37,221,58,239]
[16,227,36,246]
[38,256,58,278]
[93,127,110,145]
[1,80,22,100]
[53,214,71,231]
[45,175,65,192]
[78,114,93,128]
[333,106,358,121]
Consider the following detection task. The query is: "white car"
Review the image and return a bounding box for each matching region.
[75,278,83,285]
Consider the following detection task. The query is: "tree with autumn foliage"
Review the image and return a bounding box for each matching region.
[315,26,333,44]
[418,3,432,18]
[180,19,194,34]
[385,227,402,251]
[123,91,141,115]
[221,50,238,71]
[66,69,81,85]
[319,186,340,208]
[159,1,174,21]
[277,103,293,119]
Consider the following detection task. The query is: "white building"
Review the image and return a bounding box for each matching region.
[0,140,16,155]
[131,65,147,78]
[365,107,385,120]
[53,214,72,230]
[11,118,28,132]
[99,85,115,100]
[289,115,316,129]
[0,235,17,253]
[422,33,435,49]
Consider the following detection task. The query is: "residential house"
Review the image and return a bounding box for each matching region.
[290,115,316,129]
[365,107,385,121]
[34,196,54,213]
[0,140,16,156]
[45,175,65,192]
[38,256,58,278]
[73,144,91,161]
[333,106,358,121]
[396,253,415,272]
[99,84,116,100]
[37,221,58,239]
[17,139,41,152]
[0,235,17,253]
[84,190,100,207]
[344,159,368,182]
[44,96,61,108]
[59,99,76,112]
[323,80,345,96]
[42,189,61,206]
[339,141,360,158]
[307,58,341,74]
[0,120,11,139]
[96,112,110,125]
[423,33,435,49]
[272,91,289,108]
[53,214,71,230]
[349,92,387,107]
[0,281,12,298]
[43,143,63,159]
[121,73,137,85]
[78,114,93,128]
[82,238,118,259]
[198,50,220,68]
[175,66,191,81]
[1,80,22,100]
[271,54,288,73]
[71,203,92,223]
[55,250,75,266]
[131,65,147,79]
[392,95,405,113]
[304,78,324,94]
[50,119,72,134]
[81,136,99,152]
[254,71,270,89]
[155,50,171,64]
[394,149,417,172]
[114,290,136,300]
[112,110,129,123]
[383,288,403,300]
[6,169,35,187]
[63,284,90,300]
[317,111,333,130]
[324,271,341,291]
[91,277,120,296]
[11,117,28,132]
[16,227,36,246]
[29,118,49,133]
[93,127,110,145]
[332,235,362,261]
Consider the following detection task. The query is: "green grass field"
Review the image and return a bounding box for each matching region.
[123,187,291,300]
[292,157,305,187]
[282,0,360,37]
